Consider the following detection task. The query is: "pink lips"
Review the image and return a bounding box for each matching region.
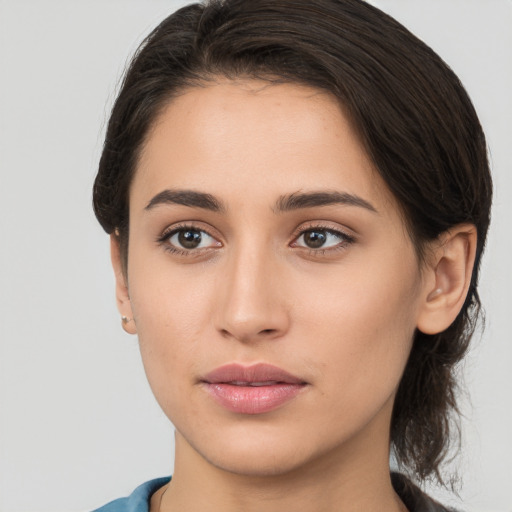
[202,363,307,414]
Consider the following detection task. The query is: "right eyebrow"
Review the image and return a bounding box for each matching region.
[144,189,226,213]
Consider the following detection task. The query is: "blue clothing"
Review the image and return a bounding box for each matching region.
[92,477,171,512]
[92,473,456,511]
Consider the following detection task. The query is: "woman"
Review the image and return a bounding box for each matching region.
[92,0,492,510]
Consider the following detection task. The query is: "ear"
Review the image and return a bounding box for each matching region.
[110,233,137,335]
[417,224,477,335]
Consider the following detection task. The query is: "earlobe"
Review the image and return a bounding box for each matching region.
[110,233,137,335]
[417,224,477,335]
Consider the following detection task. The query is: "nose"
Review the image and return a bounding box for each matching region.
[214,246,290,344]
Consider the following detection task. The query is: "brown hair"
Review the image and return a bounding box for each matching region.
[93,0,492,485]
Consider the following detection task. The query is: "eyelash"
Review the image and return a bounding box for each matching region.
[291,224,356,256]
[157,223,356,258]
[157,223,219,257]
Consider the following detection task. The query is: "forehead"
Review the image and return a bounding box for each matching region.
[132,79,398,216]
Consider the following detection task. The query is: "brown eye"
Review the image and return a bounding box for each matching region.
[303,230,328,248]
[293,228,354,251]
[177,229,203,249]
[164,227,221,252]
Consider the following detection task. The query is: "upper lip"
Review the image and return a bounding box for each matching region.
[203,363,306,385]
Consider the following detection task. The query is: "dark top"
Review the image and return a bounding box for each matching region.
[92,473,458,512]
[391,473,457,512]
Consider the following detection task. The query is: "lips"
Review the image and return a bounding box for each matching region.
[202,363,307,414]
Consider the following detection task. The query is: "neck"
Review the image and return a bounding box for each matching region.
[158,410,407,512]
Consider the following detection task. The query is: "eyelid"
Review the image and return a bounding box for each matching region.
[291,221,356,241]
[159,219,222,239]
[157,222,223,255]
[156,220,355,258]
[289,222,356,253]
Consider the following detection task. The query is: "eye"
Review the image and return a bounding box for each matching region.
[292,227,354,250]
[160,225,221,253]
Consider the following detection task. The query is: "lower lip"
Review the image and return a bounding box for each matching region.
[204,383,305,414]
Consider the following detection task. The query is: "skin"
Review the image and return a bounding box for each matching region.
[112,80,477,512]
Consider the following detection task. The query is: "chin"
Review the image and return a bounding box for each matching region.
[204,446,310,478]
[182,425,340,479]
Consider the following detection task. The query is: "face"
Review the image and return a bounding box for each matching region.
[119,80,431,477]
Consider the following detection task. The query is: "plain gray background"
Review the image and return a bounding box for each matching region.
[0,1,511,511]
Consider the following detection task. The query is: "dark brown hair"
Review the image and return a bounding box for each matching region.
[93,0,492,485]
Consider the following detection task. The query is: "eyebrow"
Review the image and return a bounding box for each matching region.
[274,191,378,214]
[145,189,225,212]
[144,188,377,215]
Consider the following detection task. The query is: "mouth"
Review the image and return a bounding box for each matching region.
[226,380,283,386]
[201,363,308,415]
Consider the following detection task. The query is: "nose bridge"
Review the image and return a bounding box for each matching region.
[215,239,289,342]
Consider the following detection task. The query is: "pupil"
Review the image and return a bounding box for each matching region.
[178,230,202,249]
[304,230,326,248]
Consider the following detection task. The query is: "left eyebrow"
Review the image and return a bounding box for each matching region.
[274,191,378,214]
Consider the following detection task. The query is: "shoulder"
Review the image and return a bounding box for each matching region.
[92,474,457,512]
[91,477,171,512]
[391,473,461,512]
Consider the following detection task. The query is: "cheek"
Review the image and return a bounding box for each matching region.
[293,250,421,395]
[127,262,218,407]
[129,246,217,335]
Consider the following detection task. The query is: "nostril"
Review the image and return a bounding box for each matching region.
[219,326,281,343]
